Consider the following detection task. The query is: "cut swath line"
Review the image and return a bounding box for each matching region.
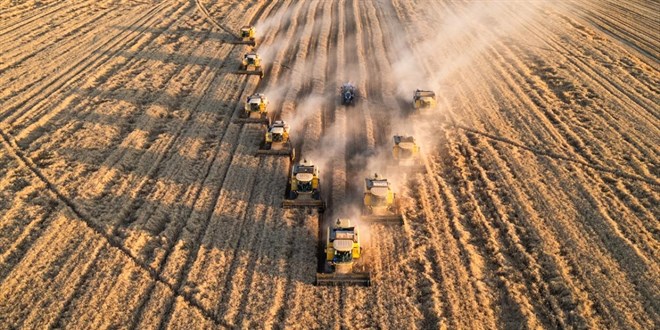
[194,0,239,40]
[0,128,231,328]
[451,124,659,187]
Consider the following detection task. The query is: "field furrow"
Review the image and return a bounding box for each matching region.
[1,0,657,328]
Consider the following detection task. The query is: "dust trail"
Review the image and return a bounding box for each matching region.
[388,1,544,99]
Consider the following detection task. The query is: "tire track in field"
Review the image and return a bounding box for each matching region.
[452,124,658,187]
[0,1,110,63]
[131,0,279,323]
[571,0,659,63]
[0,1,256,326]
[0,0,60,18]
[525,4,659,125]
[463,132,583,328]
[0,0,175,125]
[441,131,541,328]
[226,158,289,328]
[0,214,107,329]
[416,0,656,308]
[194,0,240,39]
[0,0,80,36]
[511,8,659,168]
[452,32,660,247]
[491,40,658,185]
[416,1,656,324]
[13,2,232,232]
[16,2,207,229]
[416,3,640,322]
[0,113,232,328]
[501,137,658,328]
[382,0,504,327]
[215,156,281,325]
[438,9,658,237]
[7,1,194,140]
[155,62,257,330]
[154,0,310,324]
[122,0,277,294]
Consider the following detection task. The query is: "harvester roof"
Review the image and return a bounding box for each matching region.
[414,90,435,97]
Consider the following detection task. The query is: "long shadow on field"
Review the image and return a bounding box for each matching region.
[113,25,229,42]
[91,49,245,71]
[68,87,236,116]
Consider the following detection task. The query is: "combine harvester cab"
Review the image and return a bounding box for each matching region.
[234,93,270,124]
[238,25,256,46]
[340,82,357,106]
[316,218,371,287]
[283,159,325,210]
[237,52,264,78]
[256,120,295,158]
[362,173,403,225]
[412,89,436,110]
[392,135,425,172]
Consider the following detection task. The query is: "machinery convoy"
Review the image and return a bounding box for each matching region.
[230,25,433,287]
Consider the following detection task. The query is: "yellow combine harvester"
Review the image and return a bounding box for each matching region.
[392,135,424,172]
[235,93,269,124]
[316,218,371,286]
[256,120,294,158]
[283,159,324,209]
[237,52,264,78]
[413,89,436,110]
[362,173,403,225]
[239,25,256,45]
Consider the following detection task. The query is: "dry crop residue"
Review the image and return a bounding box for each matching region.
[0,0,657,328]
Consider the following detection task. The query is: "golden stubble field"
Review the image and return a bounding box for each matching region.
[0,0,658,328]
